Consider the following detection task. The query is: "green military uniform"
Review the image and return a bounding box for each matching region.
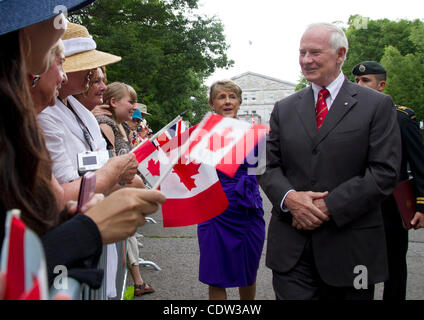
[381,105,424,300]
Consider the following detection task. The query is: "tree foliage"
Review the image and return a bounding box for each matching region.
[295,72,310,91]
[380,27,424,120]
[69,0,233,131]
[343,15,424,120]
[343,15,422,81]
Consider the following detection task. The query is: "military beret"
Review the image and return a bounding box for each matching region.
[352,61,387,76]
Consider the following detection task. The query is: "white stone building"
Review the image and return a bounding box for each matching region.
[231,71,297,125]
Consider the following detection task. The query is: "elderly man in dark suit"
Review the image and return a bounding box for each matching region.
[259,23,402,300]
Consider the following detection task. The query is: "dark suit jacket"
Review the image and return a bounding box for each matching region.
[382,106,424,231]
[396,107,424,212]
[259,78,402,287]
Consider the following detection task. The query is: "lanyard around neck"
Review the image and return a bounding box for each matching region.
[60,98,96,151]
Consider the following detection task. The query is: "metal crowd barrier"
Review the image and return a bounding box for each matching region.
[86,245,108,300]
[49,222,160,300]
[49,277,82,300]
[48,245,108,300]
[111,240,127,300]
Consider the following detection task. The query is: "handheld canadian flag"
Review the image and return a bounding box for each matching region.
[160,149,228,227]
[133,139,161,187]
[1,210,49,300]
[185,113,269,178]
[133,125,228,227]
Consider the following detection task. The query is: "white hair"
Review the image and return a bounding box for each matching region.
[305,22,349,68]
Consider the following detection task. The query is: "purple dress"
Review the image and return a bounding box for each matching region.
[197,161,265,288]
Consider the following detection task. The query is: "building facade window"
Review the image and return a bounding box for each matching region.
[251,93,256,101]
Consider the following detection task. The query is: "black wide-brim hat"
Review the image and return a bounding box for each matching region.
[0,0,96,36]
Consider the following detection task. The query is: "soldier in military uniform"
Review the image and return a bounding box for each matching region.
[352,61,424,300]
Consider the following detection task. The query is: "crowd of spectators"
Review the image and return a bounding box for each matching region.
[0,1,163,299]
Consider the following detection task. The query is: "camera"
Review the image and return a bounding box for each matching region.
[77,150,114,176]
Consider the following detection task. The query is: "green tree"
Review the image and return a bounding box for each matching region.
[342,15,422,82]
[295,73,310,91]
[381,26,424,120]
[70,0,233,130]
[342,15,424,120]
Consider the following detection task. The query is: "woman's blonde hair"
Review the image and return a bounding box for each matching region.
[209,80,242,105]
[49,39,64,64]
[104,82,137,108]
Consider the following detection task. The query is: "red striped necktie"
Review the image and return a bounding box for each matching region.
[316,88,330,130]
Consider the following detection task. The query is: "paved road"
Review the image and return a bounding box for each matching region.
[128,189,424,300]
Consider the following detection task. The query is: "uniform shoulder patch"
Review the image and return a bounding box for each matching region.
[396,105,416,119]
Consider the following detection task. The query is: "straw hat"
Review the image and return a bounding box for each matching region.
[0,0,95,36]
[62,22,121,73]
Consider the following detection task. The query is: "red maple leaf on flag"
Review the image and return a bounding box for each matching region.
[147,158,160,176]
[173,160,201,191]
[207,127,234,152]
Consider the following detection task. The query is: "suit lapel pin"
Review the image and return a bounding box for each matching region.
[344,102,349,106]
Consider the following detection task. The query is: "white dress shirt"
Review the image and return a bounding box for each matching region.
[38,96,107,184]
[311,71,345,111]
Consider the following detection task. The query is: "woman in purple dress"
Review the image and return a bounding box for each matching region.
[197,80,266,300]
